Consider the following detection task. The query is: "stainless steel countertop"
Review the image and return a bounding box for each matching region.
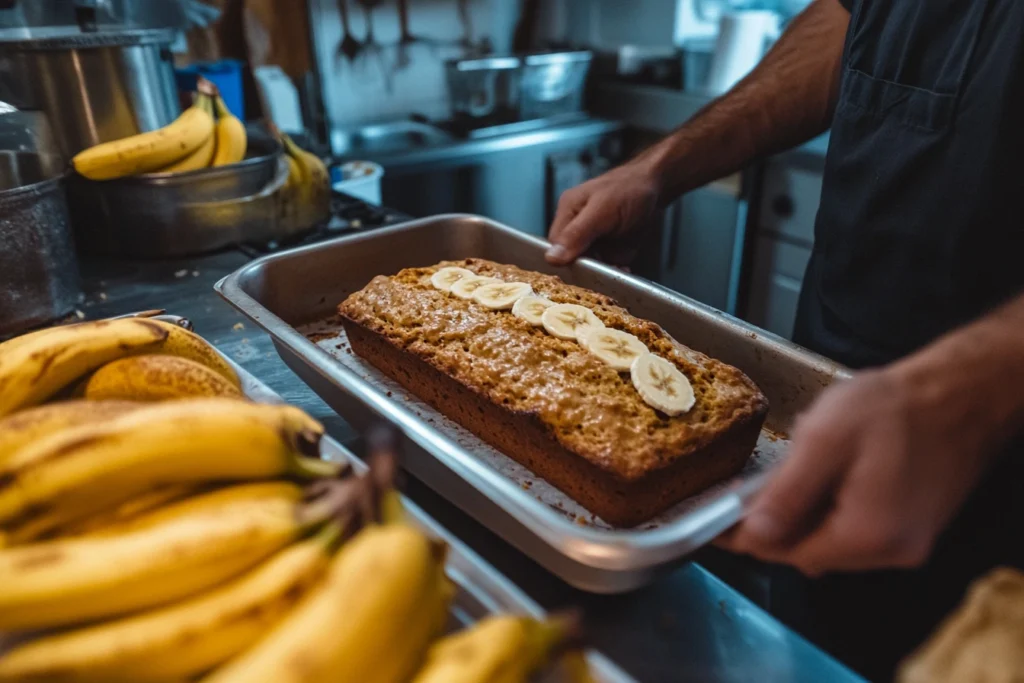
[333,117,625,171]
[75,247,864,683]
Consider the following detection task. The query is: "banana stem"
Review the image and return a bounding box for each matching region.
[290,455,344,479]
[364,425,402,524]
[197,75,219,98]
[312,515,352,552]
[299,477,366,539]
[545,609,587,659]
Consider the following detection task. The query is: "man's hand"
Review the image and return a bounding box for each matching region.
[544,0,848,267]
[545,161,662,266]
[718,298,1024,576]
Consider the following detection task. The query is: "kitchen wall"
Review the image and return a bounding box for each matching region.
[535,0,683,49]
[309,0,519,127]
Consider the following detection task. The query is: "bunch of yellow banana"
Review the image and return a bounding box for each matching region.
[0,317,597,683]
[0,316,241,417]
[71,81,247,181]
[280,132,331,227]
[412,612,596,683]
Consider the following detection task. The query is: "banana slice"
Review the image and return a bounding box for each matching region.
[451,276,500,300]
[430,267,476,292]
[581,327,649,371]
[541,303,605,342]
[473,281,533,310]
[512,295,555,326]
[630,353,695,416]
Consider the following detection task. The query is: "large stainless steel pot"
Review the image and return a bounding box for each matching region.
[0,151,81,336]
[66,133,326,258]
[0,27,179,158]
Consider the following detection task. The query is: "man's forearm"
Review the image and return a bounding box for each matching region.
[635,0,850,203]
[894,293,1024,455]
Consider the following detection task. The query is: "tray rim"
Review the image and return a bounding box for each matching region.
[215,213,848,572]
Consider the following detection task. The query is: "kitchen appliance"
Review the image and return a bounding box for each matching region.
[593,45,681,89]
[445,56,521,125]
[0,99,61,156]
[65,133,322,258]
[519,51,592,120]
[216,214,849,593]
[0,150,81,336]
[336,117,622,239]
[0,1,181,159]
[706,9,781,93]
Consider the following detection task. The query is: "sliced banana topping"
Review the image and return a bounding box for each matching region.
[451,275,500,300]
[541,303,605,342]
[473,281,533,310]
[512,295,555,326]
[430,267,476,292]
[581,328,649,372]
[630,353,695,416]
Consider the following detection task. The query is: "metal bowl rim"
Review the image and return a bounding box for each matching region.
[0,152,67,203]
[77,141,283,187]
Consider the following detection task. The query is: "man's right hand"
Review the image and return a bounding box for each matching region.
[545,0,848,267]
[545,161,663,266]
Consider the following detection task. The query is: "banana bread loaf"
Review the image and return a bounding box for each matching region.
[338,258,768,527]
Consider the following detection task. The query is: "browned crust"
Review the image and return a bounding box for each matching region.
[342,319,764,527]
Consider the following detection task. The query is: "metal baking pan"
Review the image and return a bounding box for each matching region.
[216,214,850,593]
[235,363,633,683]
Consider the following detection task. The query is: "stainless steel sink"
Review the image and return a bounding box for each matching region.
[330,120,454,158]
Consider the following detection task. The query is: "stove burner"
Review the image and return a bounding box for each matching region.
[237,193,410,258]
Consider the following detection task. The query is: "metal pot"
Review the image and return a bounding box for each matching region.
[65,134,323,258]
[0,27,180,158]
[445,56,520,123]
[0,151,81,336]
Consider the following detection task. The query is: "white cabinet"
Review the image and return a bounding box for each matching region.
[746,236,810,338]
[744,158,822,339]
[658,174,744,313]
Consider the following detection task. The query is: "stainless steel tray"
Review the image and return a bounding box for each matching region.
[216,214,851,593]
[236,363,633,683]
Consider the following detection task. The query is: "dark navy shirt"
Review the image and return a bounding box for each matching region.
[796,0,1024,368]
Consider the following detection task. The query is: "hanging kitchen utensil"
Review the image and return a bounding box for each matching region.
[456,0,473,49]
[396,0,414,70]
[336,0,362,63]
[354,0,391,91]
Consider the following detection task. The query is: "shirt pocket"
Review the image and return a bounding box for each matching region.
[837,0,993,132]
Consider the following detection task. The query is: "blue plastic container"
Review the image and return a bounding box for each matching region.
[175,60,246,119]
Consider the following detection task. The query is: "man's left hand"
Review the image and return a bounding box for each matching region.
[717,363,1005,576]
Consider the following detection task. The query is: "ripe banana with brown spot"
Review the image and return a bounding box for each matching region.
[137,318,240,387]
[83,354,243,401]
[154,93,217,173]
[202,524,451,683]
[211,96,247,167]
[72,99,215,180]
[0,523,344,682]
[411,612,588,683]
[3,483,198,547]
[0,319,171,417]
[71,481,305,541]
[0,398,337,529]
[0,399,140,466]
[0,478,351,632]
[280,133,330,224]
[0,318,238,416]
